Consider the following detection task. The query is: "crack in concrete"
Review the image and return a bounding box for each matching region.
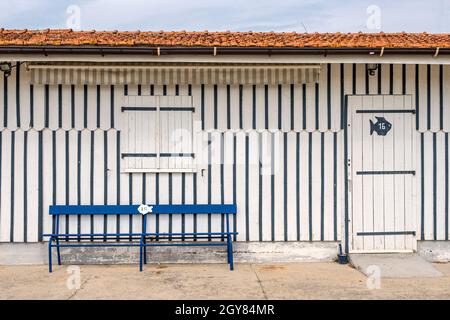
[66,277,89,300]
[251,264,268,300]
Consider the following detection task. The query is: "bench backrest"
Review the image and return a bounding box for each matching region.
[49,204,237,215]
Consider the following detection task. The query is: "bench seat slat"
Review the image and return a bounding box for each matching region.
[44,233,143,237]
[143,232,238,236]
[49,204,237,215]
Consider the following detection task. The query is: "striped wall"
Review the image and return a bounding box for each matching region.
[0,62,450,243]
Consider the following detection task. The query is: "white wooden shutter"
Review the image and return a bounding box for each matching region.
[121,95,195,172]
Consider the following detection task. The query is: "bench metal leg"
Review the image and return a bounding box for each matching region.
[56,239,62,265]
[48,239,53,273]
[139,239,143,272]
[143,238,147,265]
[227,236,234,271]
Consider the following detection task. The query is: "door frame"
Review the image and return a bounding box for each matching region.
[344,94,418,254]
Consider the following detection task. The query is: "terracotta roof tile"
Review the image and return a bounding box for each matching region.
[0,29,449,48]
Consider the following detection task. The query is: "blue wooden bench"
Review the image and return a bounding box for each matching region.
[43,204,237,272]
[140,204,238,271]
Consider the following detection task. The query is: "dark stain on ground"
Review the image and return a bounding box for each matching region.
[259,265,287,271]
[156,265,168,269]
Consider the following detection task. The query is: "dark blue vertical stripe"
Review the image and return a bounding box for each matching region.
[220,133,225,241]
[327,64,332,130]
[3,73,8,128]
[58,84,62,128]
[258,133,263,241]
[137,84,142,96]
[302,84,306,130]
[252,85,256,130]
[3,74,7,128]
[278,84,282,130]
[71,85,75,128]
[308,132,312,241]
[29,84,34,127]
[84,85,88,129]
[433,133,437,240]
[365,64,369,95]
[352,63,356,95]
[340,63,345,129]
[389,64,394,95]
[110,85,115,128]
[181,172,186,241]
[128,173,133,239]
[150,84,154,96]
[333,132,338,241]
[193,172,197,240]
[402,64,406,95]
[315,82,319,130]
[65,131,69,236]
[271,133,275,241]
[163,85,167,96]
[124,85,128,96]
[283,133,287,241]
[142,172,146,240]
[77,132,81,240]
[420,133,425,239]
[168,173,173,241]
[296,132,300,241]
[416,64,420,130]
[264,85,269,130]
[226,85,231,130]
[377,63,382,94]
[156,173,160,235]
[15,62,20,128]
[97,85,101,128]
[214,85,218,129]
[427,65,431,131]
[175,84,179,96]
[44,85,49,128]
[23,131,28,242]
[440,65,443,130]
[232,134,237,241]
[245,134,249,241]
[320,132,325,241]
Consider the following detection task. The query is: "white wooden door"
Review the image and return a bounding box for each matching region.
[349,95,416,252]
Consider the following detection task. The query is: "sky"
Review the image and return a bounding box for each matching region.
[0,0,449,33]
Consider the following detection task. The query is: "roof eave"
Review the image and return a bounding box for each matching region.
[0,45,447,55]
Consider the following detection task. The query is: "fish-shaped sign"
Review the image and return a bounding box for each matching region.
[369,116,392,136]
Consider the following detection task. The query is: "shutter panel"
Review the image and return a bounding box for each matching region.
[122,96,158,171]
[159,95,194,170]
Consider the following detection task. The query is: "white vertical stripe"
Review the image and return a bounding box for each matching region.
[27,130,39,242]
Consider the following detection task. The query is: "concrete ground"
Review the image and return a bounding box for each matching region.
[1,262,450,299]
